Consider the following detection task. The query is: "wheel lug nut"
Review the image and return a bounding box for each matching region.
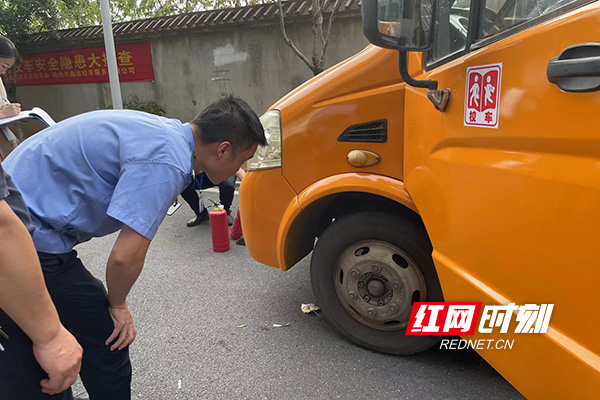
[381,276,387,282]
[373,265,380,273]
[363,295,371,302]
[389,304,397,313]
[358,282,365,288]
[366,272,372,278]
[367,308,376,318]
[351,270,359,279]
[349,292,356,300]
[392,282,400,290]
[387,291,393,297]
[378,300,385,306]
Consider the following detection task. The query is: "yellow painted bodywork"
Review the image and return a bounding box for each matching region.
[275,45,406,193]
[239,168,298,269]
[403,5,600,397]
[240,171,416,271]
[240,2,600,398]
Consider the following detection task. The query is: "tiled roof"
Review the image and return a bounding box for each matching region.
[22,0,361,51]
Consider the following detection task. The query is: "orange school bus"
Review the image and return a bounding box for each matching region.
[240,0,600,397]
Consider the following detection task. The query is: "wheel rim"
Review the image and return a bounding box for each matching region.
[334,240,427,331]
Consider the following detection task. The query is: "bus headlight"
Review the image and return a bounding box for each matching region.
[247,110,282,171]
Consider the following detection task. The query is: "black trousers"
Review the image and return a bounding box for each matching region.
[0,311,73,400]
[0,251,132,400]
[180,172,236,215]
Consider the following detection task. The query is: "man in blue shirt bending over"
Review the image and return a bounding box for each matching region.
[2,95,266,400]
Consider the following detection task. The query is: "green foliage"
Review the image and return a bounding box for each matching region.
[108,96,167,116]
[0,0,271,37]
[55,0,102,29]
[124,96,166,116]
[54,0,270,29]
[0,0,60,40]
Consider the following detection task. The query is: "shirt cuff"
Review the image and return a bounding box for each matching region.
[106,204,157,241]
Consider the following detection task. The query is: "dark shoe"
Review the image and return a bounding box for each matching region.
[227,211,234,226]
[186,210,209,227]
[236,237,245,246]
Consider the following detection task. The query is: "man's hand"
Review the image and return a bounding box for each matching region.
[33,326,82,395]
[105,226,149,351]
[0,103,21,118]
[106,303,137,351]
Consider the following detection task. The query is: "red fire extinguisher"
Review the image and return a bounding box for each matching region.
[209,205,230,252]
[230,209,243,241]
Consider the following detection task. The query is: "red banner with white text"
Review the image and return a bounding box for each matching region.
[11,41,154,86]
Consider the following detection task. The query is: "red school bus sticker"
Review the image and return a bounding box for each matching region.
[464,63,502,129]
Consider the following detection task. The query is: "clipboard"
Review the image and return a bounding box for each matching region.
[0,107,56,127]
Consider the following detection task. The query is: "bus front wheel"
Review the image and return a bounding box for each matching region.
[310,211,443,355]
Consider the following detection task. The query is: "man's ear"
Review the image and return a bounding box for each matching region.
[216,141,232,160]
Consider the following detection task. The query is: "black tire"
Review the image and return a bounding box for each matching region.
[310,211,443,355]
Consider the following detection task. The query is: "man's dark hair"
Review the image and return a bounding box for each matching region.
[191,95,266,155]
[0,37,20,64]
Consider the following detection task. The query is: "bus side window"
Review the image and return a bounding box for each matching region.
[428,0,471,65]
[477,0,582,40]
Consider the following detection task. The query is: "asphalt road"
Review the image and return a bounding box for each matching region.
[72,190,524,400]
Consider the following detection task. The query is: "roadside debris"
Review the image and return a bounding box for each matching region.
[272,323,290,328]
[301,303,321,314]
[237,324,248,329]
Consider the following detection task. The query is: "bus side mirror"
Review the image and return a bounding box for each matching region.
[362,0,450,112]
[362,0,436,52]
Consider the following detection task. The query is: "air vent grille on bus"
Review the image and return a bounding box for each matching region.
[337,120,387,143]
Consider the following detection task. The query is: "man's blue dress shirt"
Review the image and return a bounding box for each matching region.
[3,110,195,254]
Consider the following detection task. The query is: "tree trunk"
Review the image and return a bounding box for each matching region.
[278,0,341,76]
[310,0,325,74]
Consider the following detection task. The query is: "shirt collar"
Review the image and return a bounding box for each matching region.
[183,123,196,182]
[182,123,195,154]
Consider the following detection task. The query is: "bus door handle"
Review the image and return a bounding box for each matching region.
[547,43,600,93]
